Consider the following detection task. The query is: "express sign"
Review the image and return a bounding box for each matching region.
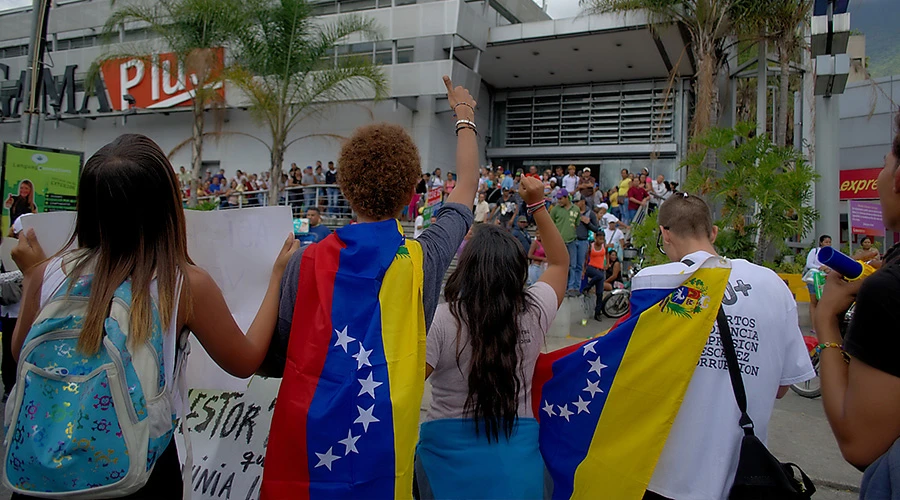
[101,48,225,111]
[839,168,881,200]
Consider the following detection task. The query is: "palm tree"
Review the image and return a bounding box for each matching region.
[93,0,248,206]
[581,0,739,143]
[227,0,388,205]
[739,0,812,147]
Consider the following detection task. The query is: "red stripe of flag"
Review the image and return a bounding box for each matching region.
[262,235,344,500]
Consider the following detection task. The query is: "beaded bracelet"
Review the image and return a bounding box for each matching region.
[815,342,850,364]
[526,201,544,209]
[527,204,546,216]
[454,102,475,112]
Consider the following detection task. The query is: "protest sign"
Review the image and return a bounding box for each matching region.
[184,206,293,391]
[178,376,280,500]
[423,187,443,229]
[1,143,82,236]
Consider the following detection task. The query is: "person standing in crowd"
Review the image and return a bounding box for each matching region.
[607,187,620,220]
[554,166,565,180]
[432,168,445,192]
[618,169,633,224]
[577,167,598,207]
[493,189,519,229]
[416,176,567,499]
[527,230,547,285]
[604,218,625,254]
[298,207,332,245]
[474,192,490,223]
[805,234,832,333]
[651,174,669,208]
[562,165,579,195]
[6,134,299,498]
[550,189,581,297]
[627,174,649,222]
[325,161,339,214]
[314,164,326,184]
[596,202,626,231]
[444,172,456,197]
[584,231,607,321]
[815,116,900,486]
[177,165,190,190]
[301,165,316,210]
[501,170,515,192]
[571,192,598,294]
[415,207,426,239]
[548,178,560,201]
[511,215,532,252]
[640,193,813,500]
[852,236,880,262]
[526,165,541,179]
[260,77,479,499]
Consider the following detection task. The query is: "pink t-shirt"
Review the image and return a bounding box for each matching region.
[424,282,559,422]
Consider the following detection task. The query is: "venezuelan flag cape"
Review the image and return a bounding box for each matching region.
[262,220,426,500]
[533,255,731,499]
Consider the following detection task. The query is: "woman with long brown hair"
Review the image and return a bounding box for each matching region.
[417,176,567,499]
[7,134,297,498]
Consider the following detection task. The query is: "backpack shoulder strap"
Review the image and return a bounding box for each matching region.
[684,258,755,436]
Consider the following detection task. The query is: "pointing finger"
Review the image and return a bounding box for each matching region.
[442,75,453,94]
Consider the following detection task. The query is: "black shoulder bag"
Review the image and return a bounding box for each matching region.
[715,308,816,499]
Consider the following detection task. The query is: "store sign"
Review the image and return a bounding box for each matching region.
[849,200,885,237]
[839,168,881,200]
[100,48,225,111]
[0,48,224,118]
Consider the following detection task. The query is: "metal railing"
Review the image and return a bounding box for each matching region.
[185,184,353,217]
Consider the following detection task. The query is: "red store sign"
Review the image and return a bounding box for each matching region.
[839,168,881,200]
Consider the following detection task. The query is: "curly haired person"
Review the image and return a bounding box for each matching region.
[259,76,480,498]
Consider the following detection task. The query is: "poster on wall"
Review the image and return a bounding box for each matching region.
[0,143,83,236]
[849,200,885,237]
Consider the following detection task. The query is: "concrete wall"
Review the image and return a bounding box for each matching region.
[838,75,900,171]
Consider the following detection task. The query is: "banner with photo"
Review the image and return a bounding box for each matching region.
[0,143,83,236]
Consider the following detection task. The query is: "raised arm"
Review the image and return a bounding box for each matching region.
[443,76,478,209]
[520,177,568,305]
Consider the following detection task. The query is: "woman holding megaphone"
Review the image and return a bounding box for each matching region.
[817,114,900,492]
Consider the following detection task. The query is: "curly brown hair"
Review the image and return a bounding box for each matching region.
[338,123,421,220]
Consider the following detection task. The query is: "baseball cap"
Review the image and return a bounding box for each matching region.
[598,203,609,210]
[583,167,591,173]
[550,177,557,183]
[504,170,512,175]
[556,189,569,199]
[517,215,527,223]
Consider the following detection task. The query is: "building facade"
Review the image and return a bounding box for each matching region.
[0,0,695,190]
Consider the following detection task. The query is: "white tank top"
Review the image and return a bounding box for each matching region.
[40,256,184,406]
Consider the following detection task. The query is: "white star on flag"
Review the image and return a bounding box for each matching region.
[357,372,383,398]
[353,346,373,369]
[315,447,340,471]
[338,429,360,456]
[582,340,598,356]
[542,400,556,417]
[334,327,356,353]
[573,396,591,414]
[558,404,574,422]
[588,357,608,377]
[583,379,603,398]
[354,404,380,432]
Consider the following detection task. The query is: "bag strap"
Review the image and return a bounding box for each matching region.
[683,258,755,436]
[171,274,193,499]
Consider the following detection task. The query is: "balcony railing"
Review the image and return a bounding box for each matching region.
[188,184,353,217]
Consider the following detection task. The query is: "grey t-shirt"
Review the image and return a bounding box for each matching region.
[259,203,473,377]
[424,282,558,422]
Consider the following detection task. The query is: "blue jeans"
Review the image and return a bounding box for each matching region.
[327,187,340,214]
[621,206,633,225]
[567,239,589,292]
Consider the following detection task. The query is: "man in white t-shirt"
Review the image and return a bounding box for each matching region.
[603,219,625,250]
[414,210,426,239]
[638,194,815,500]
[562,165,579,194]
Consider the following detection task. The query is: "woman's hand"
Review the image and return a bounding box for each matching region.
[273,234,301,275]
[518,176,544,206]
[11,229,46,274]
[815,271,863,338]
[443,76,476,122]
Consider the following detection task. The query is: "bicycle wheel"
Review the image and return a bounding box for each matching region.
[790,354,820,398]
[603,292,630,319]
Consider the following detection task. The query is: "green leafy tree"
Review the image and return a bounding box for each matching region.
[227,0,388,205]
[92,0,249,207]
[683,122,819,264]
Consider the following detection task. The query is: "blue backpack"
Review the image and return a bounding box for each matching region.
[3,275,188,498]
